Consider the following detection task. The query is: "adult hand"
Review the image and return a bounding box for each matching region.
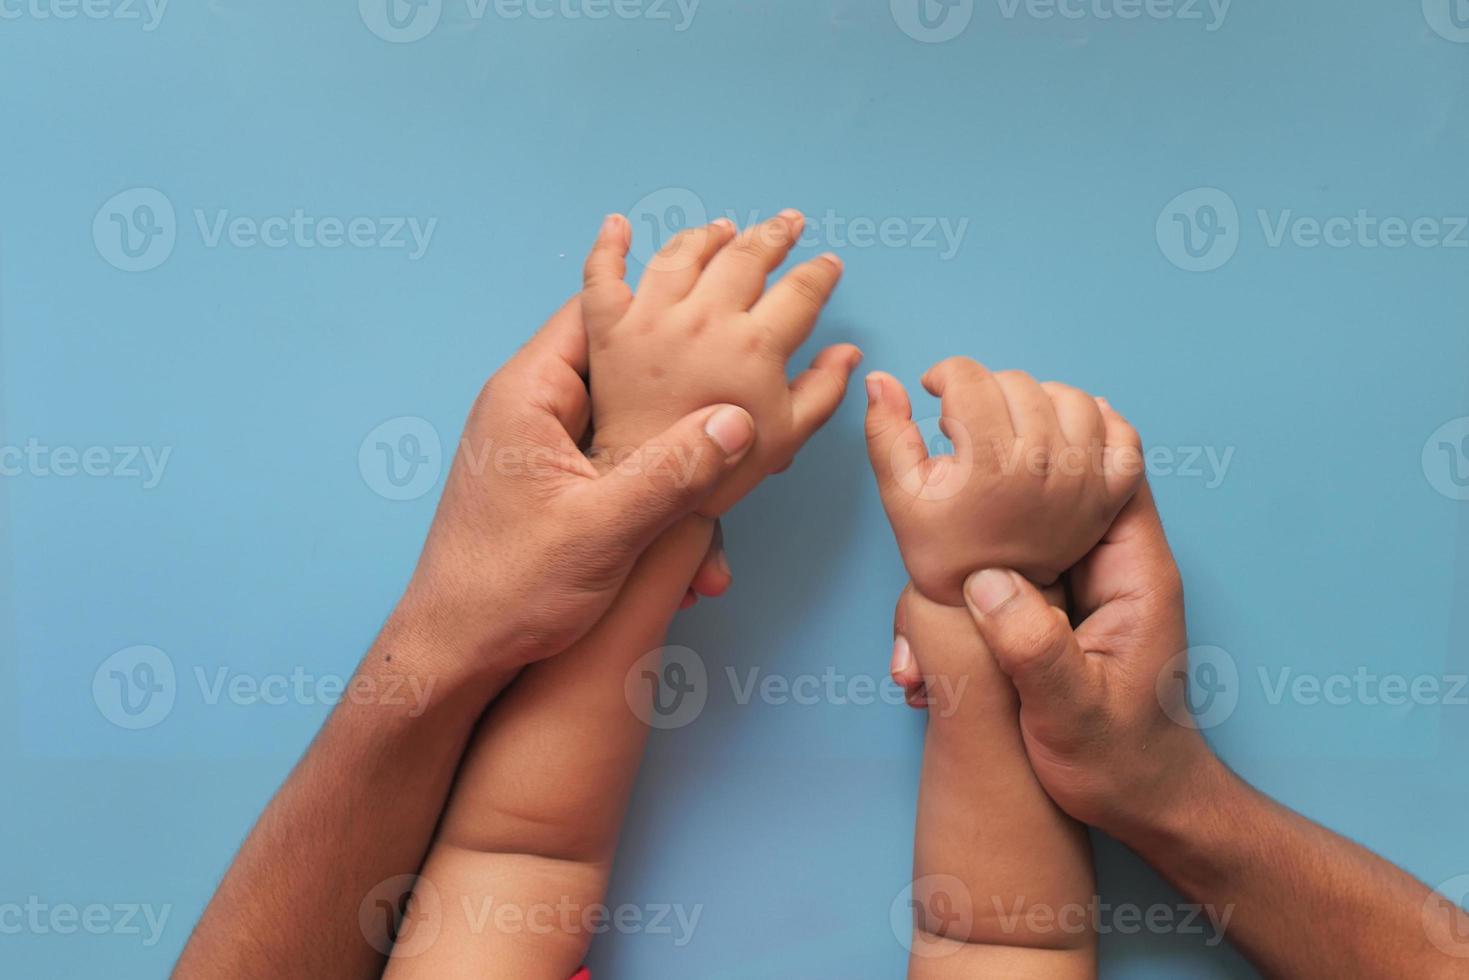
[948,451,1469,980]
[399,296,756,679]
[956,469,1208,838]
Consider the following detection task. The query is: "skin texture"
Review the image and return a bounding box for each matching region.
[175,297,760,979]
[955,481,1469,979]
[382,211,859,978]
[865,362,1143,607]
[585,209,861,515]
[866,371,1142,977]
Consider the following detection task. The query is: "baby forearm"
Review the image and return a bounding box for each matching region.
[382,516,715,978]
[902,590,1095,976]
[435,515,712,857]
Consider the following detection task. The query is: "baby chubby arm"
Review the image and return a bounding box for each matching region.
[863,363,1144,979]
[384,210,860,978]
[382,515,721,980]
[900,590,1096,979]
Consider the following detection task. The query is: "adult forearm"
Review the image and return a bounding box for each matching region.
[1119,753,1465,979]
[175,606,516,979]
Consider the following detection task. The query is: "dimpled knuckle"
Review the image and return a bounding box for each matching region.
[936,355,980,379]
[785,267,828,307]
[659,226,701,255]
[997,368,1035,386]
[731,233,767,259]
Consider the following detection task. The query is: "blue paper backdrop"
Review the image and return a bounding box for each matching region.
[3,1,1468,976]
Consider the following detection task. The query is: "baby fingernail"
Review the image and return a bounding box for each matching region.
[705,405,755,460]
[891,635,913,676]
[967,569,1017,614]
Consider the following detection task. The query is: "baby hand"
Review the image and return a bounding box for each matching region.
[581,210,862,517]
[864,358,1143,605]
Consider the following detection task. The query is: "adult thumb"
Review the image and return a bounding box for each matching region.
[963,568,1091,709]
[588,404,754,551]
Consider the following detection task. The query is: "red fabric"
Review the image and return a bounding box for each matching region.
[569,970,590,980]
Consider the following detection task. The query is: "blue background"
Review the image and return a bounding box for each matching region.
[3,0,1468,976]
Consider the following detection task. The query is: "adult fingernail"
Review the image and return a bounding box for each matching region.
[712,217,736,233]
[865,373,883,404]
[600,213,622,237]
[716,549,731,577]
[818,251,843,272]
[705,405,755,461]
[891,635,913,676]
[967,569,1017,614]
